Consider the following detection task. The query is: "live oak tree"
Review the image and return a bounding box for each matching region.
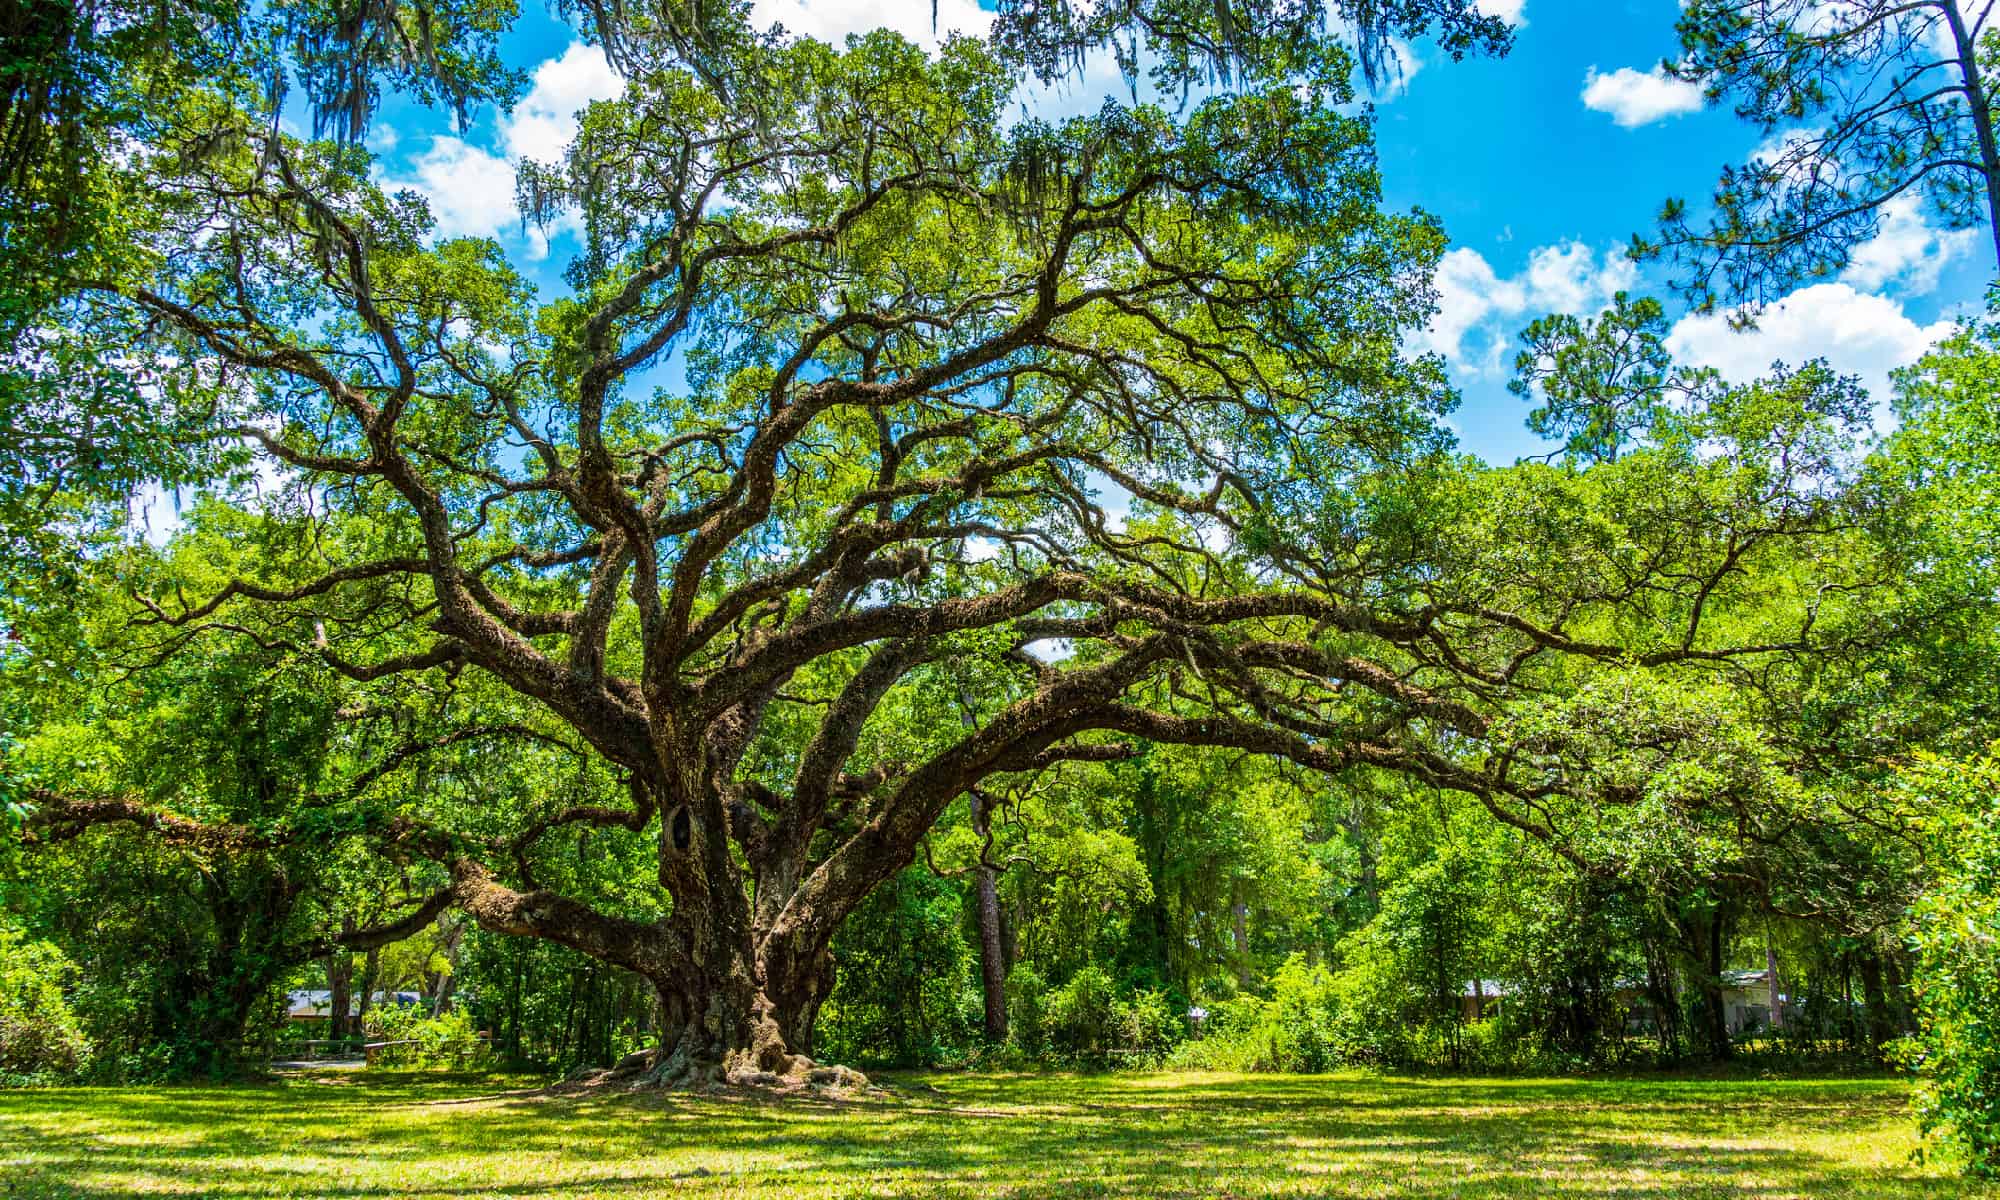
[1643,0,2000,309]
[56,30,1457,1082]
[19,17,1898,1086]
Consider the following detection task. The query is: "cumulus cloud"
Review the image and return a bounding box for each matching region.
[377,43,623,256]
[1475,0,1527,26]
[1664,283,1955,411]
[503,43,627,163]
[1420,241,1638,376]
[1840,193,1977,294]
[1581,65,1704,127]
[385,137,521,242]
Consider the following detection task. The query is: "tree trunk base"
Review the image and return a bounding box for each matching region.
[574,1046,870,1096]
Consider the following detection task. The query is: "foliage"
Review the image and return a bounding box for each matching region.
[1509,292,1690,462]
[360,1003,493,1071]
[1040,965,1124,1064]
[0,924,90,1081]
[816,869,978,1069]
[1003,962,1050,1059]
[1904,750,2000,1176]
[1170,953,1342,1072]
[984,0,1512,95]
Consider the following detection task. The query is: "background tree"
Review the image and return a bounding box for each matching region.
[1904,748,2000,1177]
[1509,292,1708,463]
[0,506,576,1075]
[1642,0,2000,309]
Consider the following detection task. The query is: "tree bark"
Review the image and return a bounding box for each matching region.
[327,931,354,1043]
[1943,0,2000,273]
[356,945,381,1028]
[1857,951,1895,1059]
[1231,890,1253,991]
[1679,902,1733,1061]
[968,789,1009,1042]
[1765,937,1782,1031]
[1881,946,1915,1035]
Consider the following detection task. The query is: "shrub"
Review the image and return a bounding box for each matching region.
[1266,954,1340,1072]
[360,1003,491,1070]
[817,868,977,1068]
[1114,989,1180,1060]
[1167,955,1341,1073]
[1004,962,1048,1058]
[1043,965,1119,1063]
[0,926,91,1080]
[1328,932,1417,1067]
[1904,751,2000,1176]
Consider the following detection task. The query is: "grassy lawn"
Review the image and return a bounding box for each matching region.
[2,1069,1995,1199]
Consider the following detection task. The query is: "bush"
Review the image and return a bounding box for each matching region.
[1168,955,1341,1073]
[360,1003,491,1070]
[1043,965,1119,1063]
[1114,989,1180,1060]
[0,927,91,1081]
[1009,966,1183,1067]
[1004,962,1048,1058]
[1904,751,2000,1176]
[1266,955,1340,1072]
[817,868,978,1068]
[1327,933,1417,1067]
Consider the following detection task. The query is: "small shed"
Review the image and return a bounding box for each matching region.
[1719,968,1788,1033]
[1459,980,1509,1022]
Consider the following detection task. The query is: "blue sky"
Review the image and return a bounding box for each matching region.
[360,0,1996,464]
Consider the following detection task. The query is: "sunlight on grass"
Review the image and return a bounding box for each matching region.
[2,1070,1996,1198]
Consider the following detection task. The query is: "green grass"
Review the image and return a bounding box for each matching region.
[2,1068,1995,1198]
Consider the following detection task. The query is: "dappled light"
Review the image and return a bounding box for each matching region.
[1,1071,1987,1198]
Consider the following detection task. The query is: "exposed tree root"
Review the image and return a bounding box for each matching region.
[560,1047,873,1098]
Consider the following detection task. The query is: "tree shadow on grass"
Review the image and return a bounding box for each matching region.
[0,1070,1990,1199]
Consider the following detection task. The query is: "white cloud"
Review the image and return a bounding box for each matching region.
[503,43,626,163]
[1475,0,1527,26]
[385,137,520,241]
[1840,192,1976,294]
[750,0,992,49]
[1522,240,1638,315]
[377,43,623,254]
[1423,248,1523,372]
[1581,65,1704,128]
[1664,283,1954,410]
[1421,241,1637,376]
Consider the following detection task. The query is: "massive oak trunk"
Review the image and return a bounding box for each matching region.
[450,755,881,1086]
